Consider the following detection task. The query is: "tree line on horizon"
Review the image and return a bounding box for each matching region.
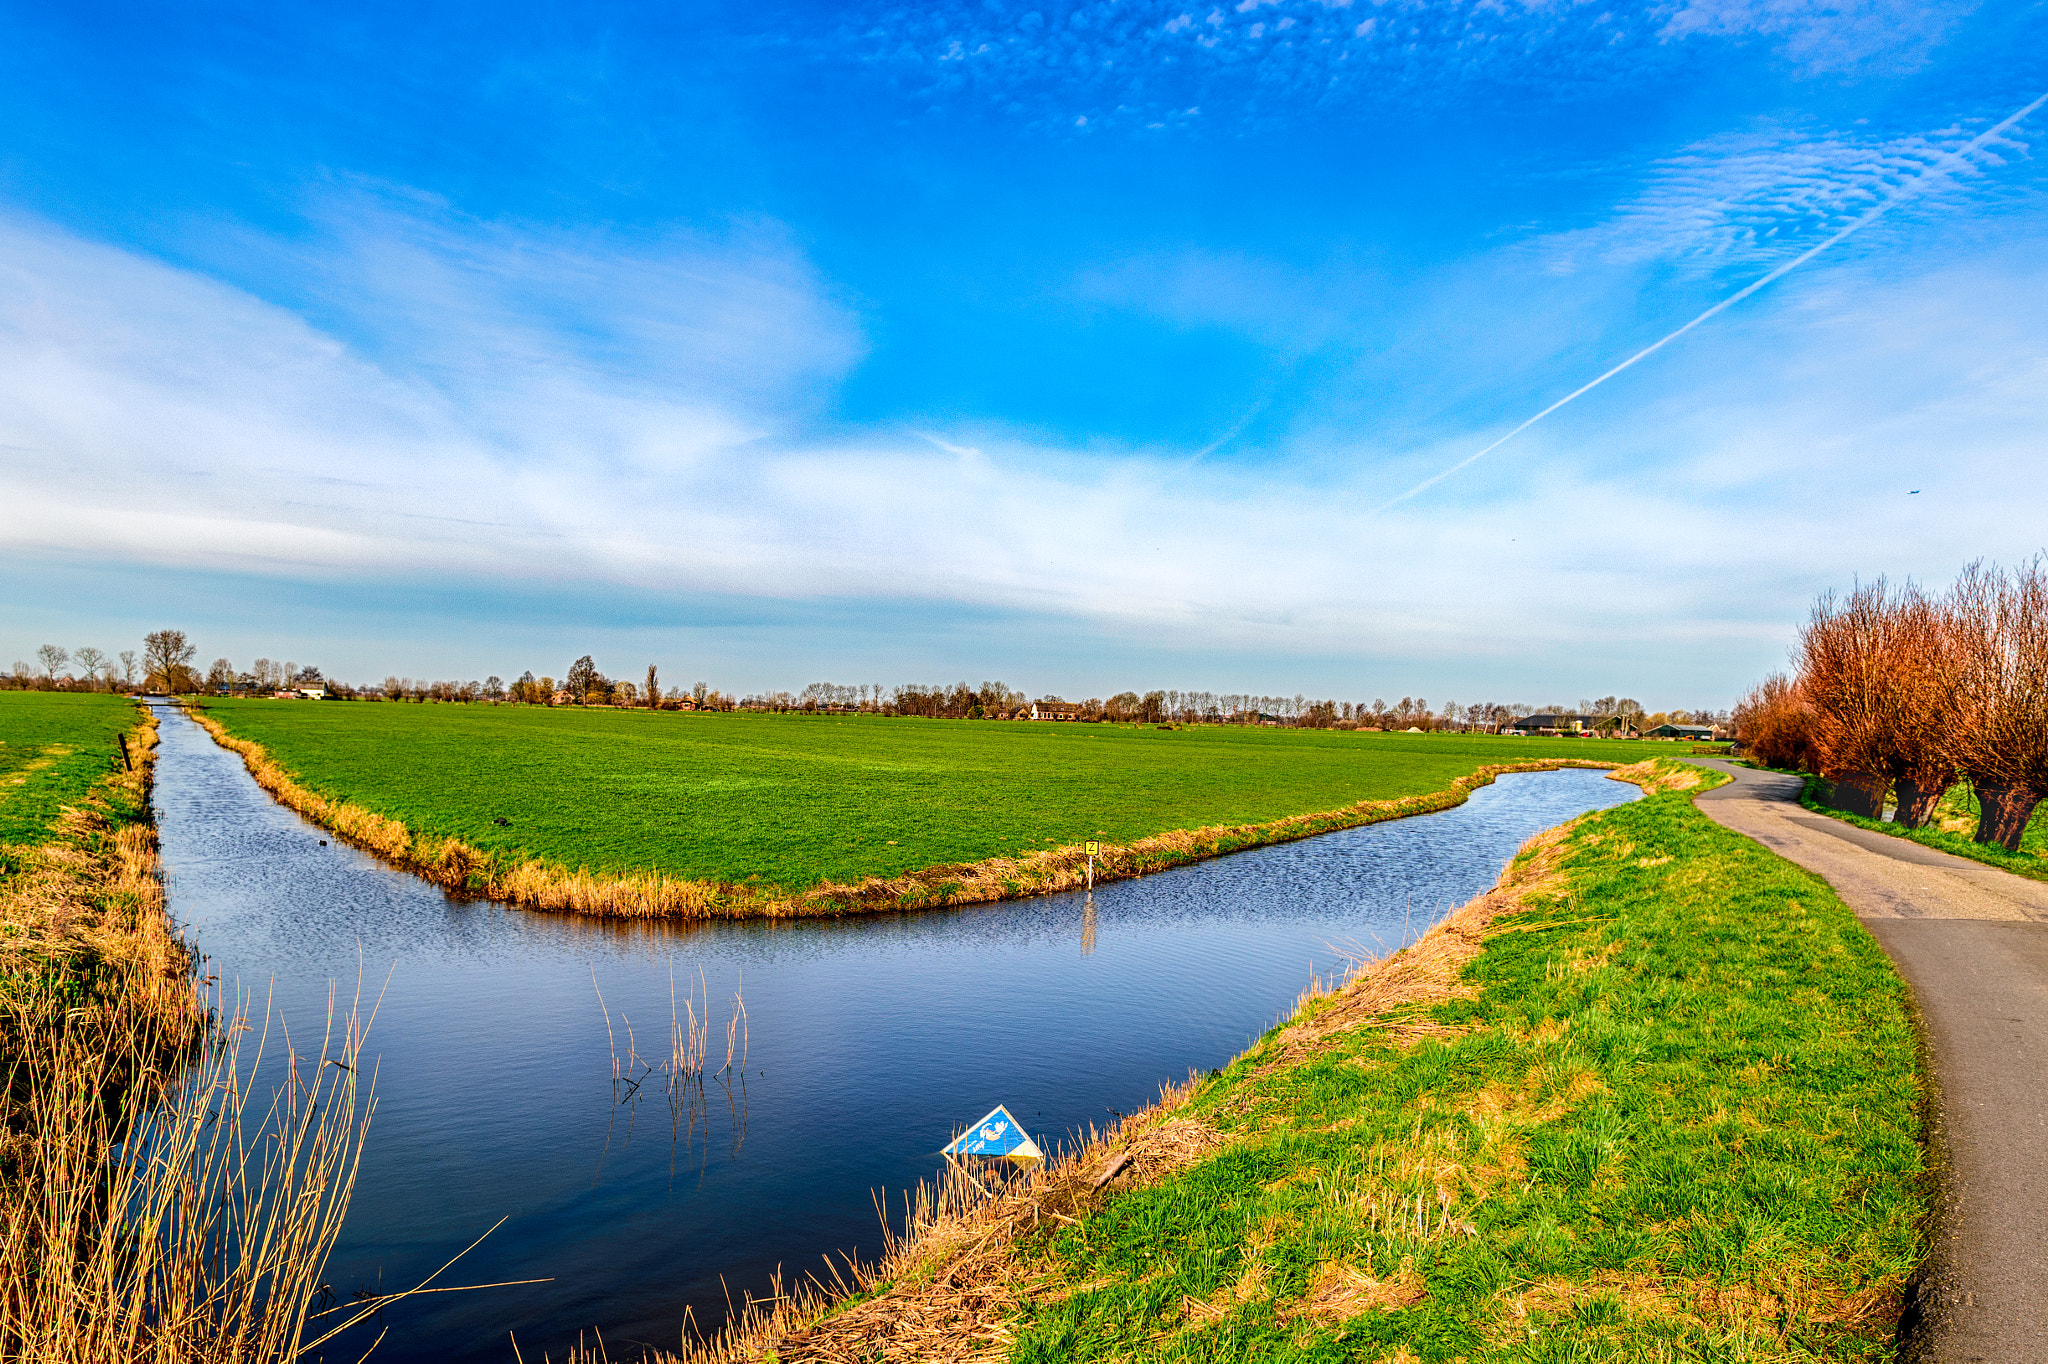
[1736,557,2048,849]
[5,631,204,694]
[5,637,1725,736]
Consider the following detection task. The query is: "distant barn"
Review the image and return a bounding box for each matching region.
[1509,713,1600,735]
[1647,723,1717,740]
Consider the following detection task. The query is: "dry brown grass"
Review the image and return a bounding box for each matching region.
[1605,757,1706,794]
[0,986,379,1363]
[187,704,1633,924]
[0,709,196,1040]
[1290,1255,1428,1324]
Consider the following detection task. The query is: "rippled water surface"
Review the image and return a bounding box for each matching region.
[146,704,1638,1362]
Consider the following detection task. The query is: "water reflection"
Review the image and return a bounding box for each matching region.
[145,703,1638,1363]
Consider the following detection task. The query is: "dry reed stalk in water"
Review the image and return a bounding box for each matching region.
[0,982,376,1363]
[669,966,709,1080]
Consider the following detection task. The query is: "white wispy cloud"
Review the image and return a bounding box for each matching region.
[1660,0,1973,76]
[5,191,2047,688]
[833,0,1967,132]
[1534,114,2043,277]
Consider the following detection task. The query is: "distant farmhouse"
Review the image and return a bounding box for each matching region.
[1647,723,1717,740]
[1019,700,1083,721]
[1509,713,1602,735]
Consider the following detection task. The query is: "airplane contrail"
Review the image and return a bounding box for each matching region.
[1374,89,2048,514]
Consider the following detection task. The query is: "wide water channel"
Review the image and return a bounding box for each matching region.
[145,703,1640,1362]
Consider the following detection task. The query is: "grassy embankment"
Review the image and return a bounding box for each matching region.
[189,699,1668,919]
[1801,775,2048,882]
[0,691,185,1021]
[0,693,375,1362]
[671,759,1922,1363]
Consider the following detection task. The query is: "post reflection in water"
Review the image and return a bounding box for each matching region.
[144,701,1641,1364]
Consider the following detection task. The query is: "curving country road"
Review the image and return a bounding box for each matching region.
[1693,759,2048,1363]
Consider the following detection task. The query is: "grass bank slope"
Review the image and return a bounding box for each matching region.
[0,692,185,1013]
[1,693,142,861]
[191,701,1659,918]
[720,761,1922,1363]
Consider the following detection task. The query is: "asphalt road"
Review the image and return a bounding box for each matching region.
[1693,760,2048,1363]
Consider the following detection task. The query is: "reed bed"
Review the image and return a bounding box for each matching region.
[0,984,378,1363]
[185,707,1625,923]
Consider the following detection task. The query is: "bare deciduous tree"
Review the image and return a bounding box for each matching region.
[73,647,107,689]
[36,645,68,680]
[142,630,199,693]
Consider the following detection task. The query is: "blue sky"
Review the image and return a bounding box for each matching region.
[3,0,2045,706]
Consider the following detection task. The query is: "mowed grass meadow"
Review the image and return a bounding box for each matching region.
[1000,775,1922,1362]
[0,693,140,855]
[196,702,1659,890]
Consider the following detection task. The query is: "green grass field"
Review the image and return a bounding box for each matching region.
[194,702,1667,889]
[0,692,158,1008]
[0,693,141,857]
[996,771,1921,1361]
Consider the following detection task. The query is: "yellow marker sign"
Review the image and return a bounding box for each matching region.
[1085,841,1100,856]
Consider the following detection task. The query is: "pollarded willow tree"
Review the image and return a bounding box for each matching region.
[1733,672,1815,773]
[1946,558,2048,850]
[1798,580,1964,826]
[1799,585,1895,818]
[1886,583,1971,826]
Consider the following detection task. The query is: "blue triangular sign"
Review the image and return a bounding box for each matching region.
[942,1104,1044,1161]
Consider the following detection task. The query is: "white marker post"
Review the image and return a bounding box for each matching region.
[1085,840,1099,891]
